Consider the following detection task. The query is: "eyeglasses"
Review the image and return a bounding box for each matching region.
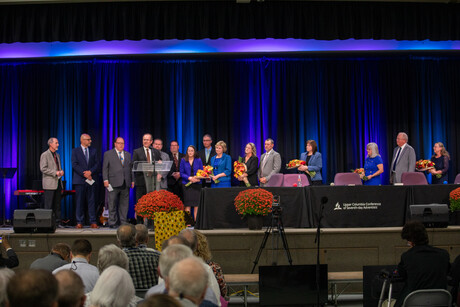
[203,139,212,142]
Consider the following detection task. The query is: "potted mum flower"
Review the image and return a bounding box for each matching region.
[234,188,273,230]
[449,187,460,212]
[135,190,185,250]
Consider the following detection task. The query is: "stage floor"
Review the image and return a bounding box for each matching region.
[3,225,460,273]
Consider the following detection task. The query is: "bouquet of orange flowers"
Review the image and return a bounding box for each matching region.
[234,188,273,217]
[233,157,250,187]
[352,168,368,181]
[449,187,460,212]
[135,190,184,220]
[185,165,217,187]
[286,159,306,169]
[416,159,435,171]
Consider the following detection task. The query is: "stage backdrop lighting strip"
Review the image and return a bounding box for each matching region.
[1,39,460,58]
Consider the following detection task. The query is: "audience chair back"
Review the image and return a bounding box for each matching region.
[265,173,284,187]
[135,289,149,299]
[454,173,460,184]
[333,173,362,186]
[401,172,428,185]
[402,289,451,307]
[283,174,310,187]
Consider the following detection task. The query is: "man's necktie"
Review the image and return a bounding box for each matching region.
[119,152,124,165]
[393,147,402,171]
[84,148,89,164]
[206,149,210,163]
[146,149,151,163]
[174,154,179,169]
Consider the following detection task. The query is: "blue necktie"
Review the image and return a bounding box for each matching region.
[119,152,124,165]
[392,147,401,171]
[85,148,89,164]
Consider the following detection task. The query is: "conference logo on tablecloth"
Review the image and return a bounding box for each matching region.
[333,202,382,210]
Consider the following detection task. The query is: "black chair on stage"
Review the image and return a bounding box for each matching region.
[333,173,362,186]
[283,174,309,187]
[454,173,460,184]
[265,173,284,187]
[401,172,428,185]
[401,289,451,307]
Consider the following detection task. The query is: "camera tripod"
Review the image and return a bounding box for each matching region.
[251,203,293,273]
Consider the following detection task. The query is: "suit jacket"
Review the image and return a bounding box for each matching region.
[180,158,204,185]
[102,148,133,188]
[258,150,282,183]
[395,245,450,307]
[71,146,99,185]
[132,146,162,187]
[198,147,216,166]
[242,155,259,186]
[390,144,416,183]
[300,151,323,181]
[0,249,19,268]
[167,152,185,186]
[158,151,170,189]
[210,154,232,183]
[40,149,62,190]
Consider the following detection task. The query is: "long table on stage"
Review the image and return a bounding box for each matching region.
[195,184,460,229]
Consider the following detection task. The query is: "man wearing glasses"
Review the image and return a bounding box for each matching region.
[71,134,100,229]
[198,134,216,188]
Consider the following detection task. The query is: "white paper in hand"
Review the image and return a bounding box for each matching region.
[107,184,114,192]
[85,179,95,185]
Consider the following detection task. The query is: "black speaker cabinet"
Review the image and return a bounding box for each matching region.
[409,204,449,228]
[13,209,56,233]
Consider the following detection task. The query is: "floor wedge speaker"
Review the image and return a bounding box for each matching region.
[13,209,56,233]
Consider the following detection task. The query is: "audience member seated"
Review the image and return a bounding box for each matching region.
[117,224,160,289]
[166,257,209,307]
[150,241,218,307]
[136,224,159,253]
[139,294,182,307]
[394,221,451,307]
[162,235,191,250]
[6,269,58,307]
[55,270,86,307]
[0,235,19,268]
[194,230,228,301]
[88,265,135,307]
[180,229,221,305]
[0,268,14,306]
[30,243,71,271]
[84,244,142,307]
[53,239,99,293]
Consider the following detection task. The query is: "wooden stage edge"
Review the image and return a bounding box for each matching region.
[3,226,460,273]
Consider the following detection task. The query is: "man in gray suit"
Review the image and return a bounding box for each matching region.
[40,137,64,225]
[153,138,170,190]
[102,137,133,228]
[390,132,417,184]
[258,138,282,187]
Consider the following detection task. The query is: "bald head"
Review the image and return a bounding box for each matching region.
[167,257,208,304]
[117,224,136,248]
[80,134,92,147]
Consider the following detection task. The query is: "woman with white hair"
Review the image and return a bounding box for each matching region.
[364,142,384,186]
[89,265,136,307]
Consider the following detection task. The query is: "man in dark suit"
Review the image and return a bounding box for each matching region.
[198,134,216,188]
[390,132,416,184]
[71,133,99,229]
[132,133,161,201]
[167,140,185,200]
[102,137,133,228]
[40,137,64,226]
[394,221,450,307]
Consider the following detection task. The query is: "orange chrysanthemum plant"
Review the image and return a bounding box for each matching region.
[449,187,460,212]
[234,188,273,217]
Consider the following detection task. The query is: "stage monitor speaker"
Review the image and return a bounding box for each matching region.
[409,204,449,228]
[13,209,55,233]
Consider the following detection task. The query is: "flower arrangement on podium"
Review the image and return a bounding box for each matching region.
[352,168,368,181]
[449,187,460,212]
[233,157,250,187]
[234,188,273,230]
[135,190,186,250]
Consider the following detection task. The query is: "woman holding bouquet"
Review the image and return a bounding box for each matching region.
[180,145,203,219]
[210,141,232,188]
[430,142,450,184]
[238,142,259,187]
[298,140,323,185]
[364,142,384,186]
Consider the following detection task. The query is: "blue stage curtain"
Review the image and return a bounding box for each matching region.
[1,54,459,219]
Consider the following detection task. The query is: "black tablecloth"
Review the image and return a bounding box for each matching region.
[195,187,310,229]
[307,185,410,228]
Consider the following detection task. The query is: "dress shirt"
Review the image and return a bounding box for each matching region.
[393,143,407,167]
[53,257,100,293]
